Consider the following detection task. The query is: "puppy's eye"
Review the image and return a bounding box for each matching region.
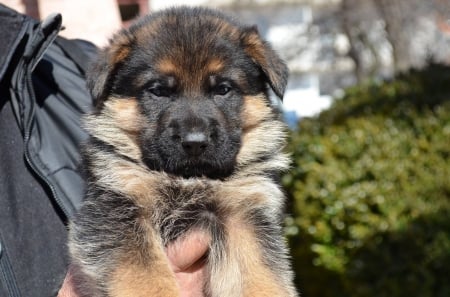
[213,83,232,96]
[149,86,173,97]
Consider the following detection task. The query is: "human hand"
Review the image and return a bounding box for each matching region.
[58,230,210,297]
[57,266,77,297]
[166,230,211,297]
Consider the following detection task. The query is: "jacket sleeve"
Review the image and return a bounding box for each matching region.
[0,4,96,297]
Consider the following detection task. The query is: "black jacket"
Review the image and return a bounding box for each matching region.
[0,4,96,296]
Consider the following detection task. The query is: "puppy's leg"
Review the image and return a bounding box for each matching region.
[108,226,179,297]
[208,216,298,297]
[206,178,298,297]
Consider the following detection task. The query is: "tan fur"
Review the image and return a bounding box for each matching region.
[157,58,178,75]
[106,98,144,134]
[236,95,290,175]
[241,95,274,130]
[242,31,268,70]
[241,30,288,98]
[84,97,147,161]
[213,19,241,42]
[207,214,296,297]
[216,176,284,214]
[229,220,291,297]
[109,227,179,297]
[206,58,225,73]
[110,263,178,297]
[88,156,158,204]
[110,44,131,65]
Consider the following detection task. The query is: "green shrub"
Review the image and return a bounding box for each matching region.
[283,64,450,297]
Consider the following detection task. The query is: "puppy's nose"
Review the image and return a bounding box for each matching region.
[182,132,208,156]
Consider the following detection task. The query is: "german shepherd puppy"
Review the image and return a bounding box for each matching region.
[69,6,298,297]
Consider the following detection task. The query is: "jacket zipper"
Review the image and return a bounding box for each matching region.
[21,16,72,219]
[22,70,71,219]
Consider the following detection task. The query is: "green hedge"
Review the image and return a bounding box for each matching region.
[283,64,450,297]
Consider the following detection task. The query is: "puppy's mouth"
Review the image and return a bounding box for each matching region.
[142,156,235,179]
[177,158,235,179]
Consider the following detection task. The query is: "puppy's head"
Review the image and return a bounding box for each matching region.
[87,7,288,179]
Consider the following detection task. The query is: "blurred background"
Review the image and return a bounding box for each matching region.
[3,0,450,296]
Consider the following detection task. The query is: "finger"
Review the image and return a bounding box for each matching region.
[58,266,79,297]
[166,230,211,272]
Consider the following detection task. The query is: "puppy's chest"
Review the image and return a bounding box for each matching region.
[152,180,222,243]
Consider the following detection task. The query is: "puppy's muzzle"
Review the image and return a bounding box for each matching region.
[169,111,216,158]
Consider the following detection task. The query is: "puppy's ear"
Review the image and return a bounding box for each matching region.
[241,26,289,99]
[87,33,133,107]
